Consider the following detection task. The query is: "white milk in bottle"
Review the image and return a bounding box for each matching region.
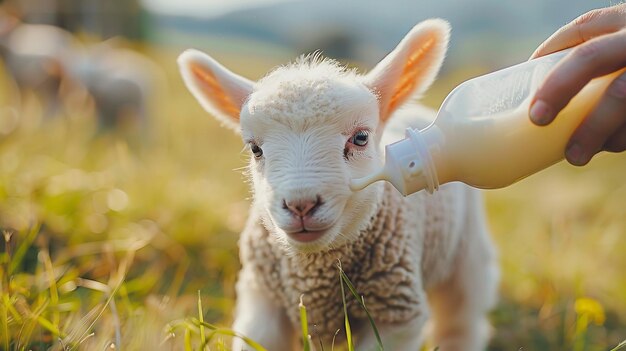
[351,49,626,196]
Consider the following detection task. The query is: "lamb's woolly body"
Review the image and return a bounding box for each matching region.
[239,181,468,341]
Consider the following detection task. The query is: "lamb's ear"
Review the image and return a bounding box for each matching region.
[178,49,253,132]
[363,19,450,123]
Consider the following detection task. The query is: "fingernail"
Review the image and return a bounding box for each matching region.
[566,143,588,166]
[529,100,553,125]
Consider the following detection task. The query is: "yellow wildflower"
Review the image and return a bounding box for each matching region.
[575,297,606,325]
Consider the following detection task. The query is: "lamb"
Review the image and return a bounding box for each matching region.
[178,19,499,351]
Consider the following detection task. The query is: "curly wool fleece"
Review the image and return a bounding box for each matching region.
[238,182,467,341]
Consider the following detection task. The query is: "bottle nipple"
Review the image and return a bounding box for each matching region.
[349,166,388,192]
[349,128,438,196]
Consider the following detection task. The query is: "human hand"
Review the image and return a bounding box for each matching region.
[529,4,626,166]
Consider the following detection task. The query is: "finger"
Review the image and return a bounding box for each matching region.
[565,71,626,165]
[530,5,626,59]
[529,30,626,126]
[603,124,626,152]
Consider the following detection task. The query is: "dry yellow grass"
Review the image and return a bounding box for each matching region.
[0,46,624,350]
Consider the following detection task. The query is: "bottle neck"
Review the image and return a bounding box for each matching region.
[374,126,441,196]
[403,127,439,194]
[418,123,456,187]
[349,124,451,196]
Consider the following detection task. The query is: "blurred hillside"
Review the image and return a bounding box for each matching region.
[9,0,610,70]
[144,0,603,69]
[4,0,145,39]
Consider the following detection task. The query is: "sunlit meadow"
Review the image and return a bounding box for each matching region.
[0,41,625,350]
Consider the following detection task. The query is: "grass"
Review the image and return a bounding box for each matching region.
[337,261,383,351]
[0,43,625,350]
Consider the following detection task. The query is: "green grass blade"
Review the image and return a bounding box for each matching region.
[338,263,384,351]
[198,290,206,349]
[338,262,355,351]
[17,299,48,350]
[299,295,311,351]
[4,295,22,323]
[194,320,268,351]
[216,337,226,351]
[1,297,9,351]
[611,340,626,351]
[67,278,124,351]
[9,224,40,275]
[35,315,63,337]
[184,327,193,351]
[40,249,60,329]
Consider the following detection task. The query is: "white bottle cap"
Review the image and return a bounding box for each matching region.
[350,128,439,196]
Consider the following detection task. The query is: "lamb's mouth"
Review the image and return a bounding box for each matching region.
[279,215,339,244]
[286,228,327,243]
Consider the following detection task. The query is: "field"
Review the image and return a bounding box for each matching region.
[0,45,625,350]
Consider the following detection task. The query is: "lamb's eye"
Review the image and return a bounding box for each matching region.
[250,144,263,159]
[350,130,369,147]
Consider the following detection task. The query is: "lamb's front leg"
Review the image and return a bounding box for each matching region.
[357,308,429,351]
[232,273,296,351]
[427,192,499,351]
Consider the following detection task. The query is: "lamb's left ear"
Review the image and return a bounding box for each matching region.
[363,19,450,123]
[178,49,254,132]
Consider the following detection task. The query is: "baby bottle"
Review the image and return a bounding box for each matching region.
[351,49,626,196]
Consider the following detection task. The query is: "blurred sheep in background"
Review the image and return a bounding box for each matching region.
[0,11,79,117]
[67,40,165,131]
[0,5,165,136]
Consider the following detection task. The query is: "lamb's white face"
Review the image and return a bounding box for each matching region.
[240,63,383,251]
[178,19,450,253]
